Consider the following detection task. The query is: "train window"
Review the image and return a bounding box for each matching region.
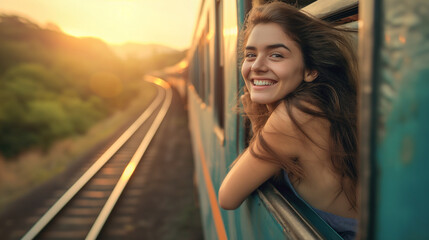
[198,36,206,102]
[240,0,360,239]
[190,51,199,97]
[190,16,212,105]
[214,0,225,142]
[203,16,211,105]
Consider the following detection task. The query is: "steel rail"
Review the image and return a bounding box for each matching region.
[21,86,164,240]
[86,79,172,239]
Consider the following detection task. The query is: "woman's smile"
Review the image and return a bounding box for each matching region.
[251,78,278,88]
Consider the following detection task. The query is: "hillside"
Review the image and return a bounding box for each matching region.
[0,14,185,158]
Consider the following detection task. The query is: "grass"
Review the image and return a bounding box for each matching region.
[0,80,157,211]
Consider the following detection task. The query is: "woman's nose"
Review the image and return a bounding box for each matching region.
[251,56,268,72]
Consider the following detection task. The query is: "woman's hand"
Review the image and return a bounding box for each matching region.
[241,92,269,133]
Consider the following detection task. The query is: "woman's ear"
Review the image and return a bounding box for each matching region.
[304,70,318,82]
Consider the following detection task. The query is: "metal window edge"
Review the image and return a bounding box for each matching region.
[302,0,358,19]
[257,183,324,240]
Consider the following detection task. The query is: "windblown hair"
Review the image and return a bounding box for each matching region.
[241,1,358,209]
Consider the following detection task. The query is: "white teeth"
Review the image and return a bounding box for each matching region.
[253,80,274,86]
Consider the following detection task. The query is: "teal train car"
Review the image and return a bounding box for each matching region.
[175,0,429,239]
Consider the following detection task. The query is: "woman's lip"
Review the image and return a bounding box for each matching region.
[251,77,277,81]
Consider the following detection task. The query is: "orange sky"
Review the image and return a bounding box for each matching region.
[0,0,201,50]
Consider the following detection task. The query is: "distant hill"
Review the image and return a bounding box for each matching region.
[0,14,145,158]
[0,13,187,158]
[110,42,180,60]
[0,14,122,77]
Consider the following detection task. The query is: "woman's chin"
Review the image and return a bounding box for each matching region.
[250,95,275,105]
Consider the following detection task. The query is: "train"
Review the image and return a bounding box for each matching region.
[162,0,429,239]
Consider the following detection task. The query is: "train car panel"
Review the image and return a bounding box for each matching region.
[187,0,360,239]
[190,0,327,239]
[176,0,429,239]
[187,1,229,240]
[358,0,429,239]
[179,0,426,239]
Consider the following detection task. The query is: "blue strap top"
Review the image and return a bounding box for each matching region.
[283,172,357,240]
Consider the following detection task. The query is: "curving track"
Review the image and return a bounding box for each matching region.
[18,77,172,240]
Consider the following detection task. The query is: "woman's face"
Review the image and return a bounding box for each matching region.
[241,23,309,104]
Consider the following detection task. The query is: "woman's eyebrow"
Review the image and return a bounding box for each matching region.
[266,44,290,51]
[245,44,291,52]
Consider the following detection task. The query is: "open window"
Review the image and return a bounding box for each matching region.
[241,0,360,238]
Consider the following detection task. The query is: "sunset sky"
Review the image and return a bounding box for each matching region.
[0,0,201,50]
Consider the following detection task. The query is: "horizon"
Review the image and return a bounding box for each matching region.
[0,13,186,54]
[0,0,200,51]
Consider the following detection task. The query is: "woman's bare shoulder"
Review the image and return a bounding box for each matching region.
[259,102,308,157]
[263,101,330,154]
[266,101,325,132]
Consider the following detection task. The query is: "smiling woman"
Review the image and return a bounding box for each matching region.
[218,2,358,239]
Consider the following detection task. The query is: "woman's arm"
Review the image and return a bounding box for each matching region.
[218,102,304,210]
[218,147,281,210]
[218,92,278,210]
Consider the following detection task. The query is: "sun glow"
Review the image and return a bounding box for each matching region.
[0,0,201,50]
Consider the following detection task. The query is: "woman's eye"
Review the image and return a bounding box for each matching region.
[245,52,256,58]
[271,53,284,58]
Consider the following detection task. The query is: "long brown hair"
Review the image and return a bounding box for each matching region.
[241,1,358,209]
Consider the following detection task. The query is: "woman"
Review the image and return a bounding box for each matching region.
[218,1,358,239]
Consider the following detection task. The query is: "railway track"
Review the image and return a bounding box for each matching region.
[21,77,172,240]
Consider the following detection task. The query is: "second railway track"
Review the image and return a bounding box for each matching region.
[21,77,172,240]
